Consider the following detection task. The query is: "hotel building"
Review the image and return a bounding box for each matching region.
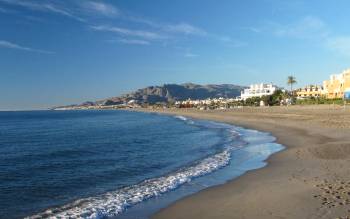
[296,85,324,99]
[323,69,350,99]
[240,83,278,100]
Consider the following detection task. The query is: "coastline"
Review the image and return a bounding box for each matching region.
[134,105,350,219]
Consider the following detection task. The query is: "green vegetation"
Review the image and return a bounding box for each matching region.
[244,96,261,106]
[244,89,290,106]
[244,91,348,107]
[296,97,347,105]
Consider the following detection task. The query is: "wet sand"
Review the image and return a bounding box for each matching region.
[137,105,350,219]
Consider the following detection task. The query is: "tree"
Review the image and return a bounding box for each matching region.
[245,96,261,106]
[261,90,288,106]
[287,76,297,92]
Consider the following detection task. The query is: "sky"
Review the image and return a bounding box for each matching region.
[1,0,350,110]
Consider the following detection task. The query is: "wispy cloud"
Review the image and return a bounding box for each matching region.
[326,36,350,57]
[124,15,161,28]
[273,16,329,39]
[184,52,198,58]
[91,25,167,40]
[164,23,207,36]
[242,27,261,33]
[0,0,85,22]
[0,6,11,13]
[217,36,247,47]
[0,0,119,21]
[117,39,150,45]
[96,17,241,47]
[0,40,54,54]
[268,15,350,57]
[80,1,119,17]
[0,0,242,48]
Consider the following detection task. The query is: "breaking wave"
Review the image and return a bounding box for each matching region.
[174,115,195,124]
[28,147,235,219]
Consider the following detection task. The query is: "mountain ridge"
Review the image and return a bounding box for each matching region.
[54,83,246,109]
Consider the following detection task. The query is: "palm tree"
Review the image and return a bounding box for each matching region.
[287,76,297,92]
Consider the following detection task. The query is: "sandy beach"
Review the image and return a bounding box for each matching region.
[136,105,350,219]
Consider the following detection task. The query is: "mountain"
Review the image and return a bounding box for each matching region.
[54,83,246,108]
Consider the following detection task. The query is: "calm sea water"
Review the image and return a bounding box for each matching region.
[0,110,284,219]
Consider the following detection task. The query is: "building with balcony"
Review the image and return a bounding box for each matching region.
[296,85,324,99]
[323,69,350,99]
[240,83,278,100]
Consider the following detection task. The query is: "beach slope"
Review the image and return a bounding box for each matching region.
[140,106,350,219]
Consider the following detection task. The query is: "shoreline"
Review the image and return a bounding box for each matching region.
[133,106,350,219]
[117,113,284,219]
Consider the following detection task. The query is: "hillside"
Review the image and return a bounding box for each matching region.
[54,83,245,108]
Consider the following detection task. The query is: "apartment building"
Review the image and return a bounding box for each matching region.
[296,85,324,99]
[323,69,350,99]
[240,83,278,100]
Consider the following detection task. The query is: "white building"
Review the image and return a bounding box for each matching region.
[240,83,278,100]
[174,97,238,107]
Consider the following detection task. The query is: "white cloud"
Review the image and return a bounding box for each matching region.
[218,36,247,47]
[125,15,161,28]
[242,27,261,33]
[91,25,166,40]
[274,16,329,39]
[270,16,350,58]
[117,39,150,45]
[81,1,119,17]
[0,40,54,54]
[326,37,350,57]
[184,52,198,58]
[165,23,207,36]
[0,0,85,21]
[0,6,10,13]
[0,0,242,48]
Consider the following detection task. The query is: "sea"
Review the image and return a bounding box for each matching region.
[0,110,284,219]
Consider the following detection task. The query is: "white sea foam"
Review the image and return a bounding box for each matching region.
[27,148,234,219]
[27,118,264,219]
[174,115,195,124]
[174,115,188,121]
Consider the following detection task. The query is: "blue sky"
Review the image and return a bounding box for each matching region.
[1,0,350,110]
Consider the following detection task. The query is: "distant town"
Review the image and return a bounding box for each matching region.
[54,68,350,111]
